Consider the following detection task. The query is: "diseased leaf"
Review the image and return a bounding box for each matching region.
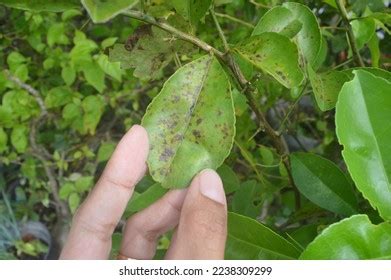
[282,2,321,66]
[336,70,391,220]
[291,152,358,216]
[81,0,138,23]
[0,0,79,12]
[301,215,391,259]
[308,65,351,111]
[253,3,321,66]
[235,33,304,88]
[225,212,301,260]
[109,27,192,81]
[142,55,235,189]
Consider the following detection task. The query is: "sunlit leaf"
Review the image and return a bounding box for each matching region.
[301,215,391,259]
[336,70,391,220]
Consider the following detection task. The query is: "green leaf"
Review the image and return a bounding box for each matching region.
[225,212,301,260]
[109,26,191,81]
[61,65,76,86]
[0,127,7,153]
[97,54,122,82]
[308,65,351,111]
[142,55,235,189]
[11,125,28,153]
[82,61,106,93]
[47,23,69,47]
[367,33,380,67]
[68,192,80,214]
[300,215,391,259]
[235,33,304,88]
[75,176,94,193]
[231,180,262,218]
[217,164,240,194]
[252,6,303,38]
[351,17,376,50]
[0,0,79,12]
[45,86,73,108]
[82,95,105,135]
[335,70,391,220]
[97,142,116,163]
[253,3,321,66]
[81,0,138,23]
[125,183,168,216]
[291,152,358,216]
[171,0,212,26]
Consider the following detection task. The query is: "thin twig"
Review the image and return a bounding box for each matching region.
[215,12,255,29]
[335,0,365,67]
[210,8,230,52]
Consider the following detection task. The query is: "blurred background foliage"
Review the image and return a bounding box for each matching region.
[0,0,390,259]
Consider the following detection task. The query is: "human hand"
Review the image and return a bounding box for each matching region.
[60,125,227,260]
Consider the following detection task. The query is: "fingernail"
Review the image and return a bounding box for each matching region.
[199,169,226,205]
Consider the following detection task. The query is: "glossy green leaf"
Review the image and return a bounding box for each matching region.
[0,0,79,12]
[142,55,235,189]
[170,0,212,26]
[253,3,321,66]
[225,212,301,260]
[301,215,391,259]
[252,6,303,38]
[81,0,138,23]
[291,152,358,216]
[308,65,351,111]
[235,33,304,88]
[335,70,391,220]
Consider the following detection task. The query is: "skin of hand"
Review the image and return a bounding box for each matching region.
[60,125,228,260]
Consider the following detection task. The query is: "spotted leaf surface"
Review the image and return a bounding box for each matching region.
[235,33,304,88]
[142,55,235,189]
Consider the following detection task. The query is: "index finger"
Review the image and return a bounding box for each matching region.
[60,125,149,259]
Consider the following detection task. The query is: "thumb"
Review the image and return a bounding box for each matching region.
[165,169,227,259]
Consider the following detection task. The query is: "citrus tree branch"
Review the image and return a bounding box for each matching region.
[123,9,300,208]
[335,0,365,67]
